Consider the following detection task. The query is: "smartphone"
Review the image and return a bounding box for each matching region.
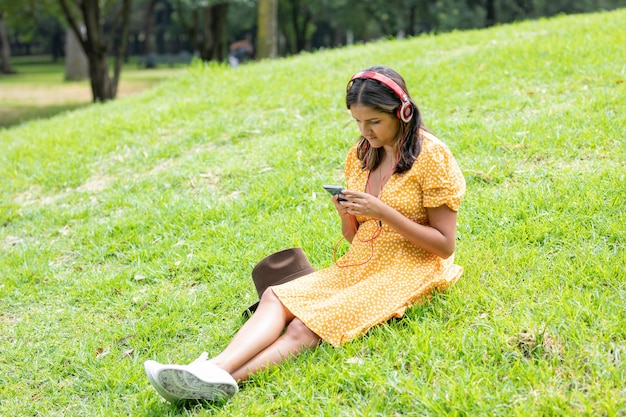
[323,185,346,201]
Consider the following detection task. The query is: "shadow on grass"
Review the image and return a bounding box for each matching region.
[0,102,90,129]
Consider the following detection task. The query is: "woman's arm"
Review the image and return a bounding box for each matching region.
[339,190,457,258]
[332,195,358,243]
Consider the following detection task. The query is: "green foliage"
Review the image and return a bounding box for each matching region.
[1,9,625,416]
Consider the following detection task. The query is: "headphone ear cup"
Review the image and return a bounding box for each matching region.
[398,102,413,123]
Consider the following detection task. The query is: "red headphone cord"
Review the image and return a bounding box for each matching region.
[333,217,383,268]
[334,124,405,268]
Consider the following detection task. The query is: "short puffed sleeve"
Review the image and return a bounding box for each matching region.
[419,136,466,211]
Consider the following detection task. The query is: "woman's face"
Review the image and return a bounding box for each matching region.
[349,104,401,150]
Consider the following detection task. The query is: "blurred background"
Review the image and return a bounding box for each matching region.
[1,0,624,116]
[2,0,624,70]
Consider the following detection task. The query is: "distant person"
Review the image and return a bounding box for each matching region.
[228,39,254,68]
[144,65,466,404]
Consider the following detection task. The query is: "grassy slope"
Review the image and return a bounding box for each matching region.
[0,56,184,128]
[1,9,625,417]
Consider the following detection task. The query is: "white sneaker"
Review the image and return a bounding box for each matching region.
[189,351,210,366]
[144,355,238,404]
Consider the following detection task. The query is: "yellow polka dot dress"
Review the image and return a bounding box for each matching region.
[272,132,466,346]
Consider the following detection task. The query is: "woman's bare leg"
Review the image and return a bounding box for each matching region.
[228,317,321,381]
[209,289,295,374]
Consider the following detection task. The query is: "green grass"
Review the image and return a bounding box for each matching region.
[0,56,186,128]
[1,9,625,417]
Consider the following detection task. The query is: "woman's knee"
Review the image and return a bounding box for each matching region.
[284,318,321,347]
[259,288,280,304]
[258,289,294,320]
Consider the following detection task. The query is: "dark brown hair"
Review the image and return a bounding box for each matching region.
[346,65,425,173]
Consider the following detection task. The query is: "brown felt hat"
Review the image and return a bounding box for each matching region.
[244,247,315,316]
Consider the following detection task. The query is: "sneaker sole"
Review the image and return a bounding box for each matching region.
[158,368,237,402]
[144,360,182,404]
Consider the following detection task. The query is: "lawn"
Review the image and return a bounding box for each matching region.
[0,9,625,417]
[0,56,186,128]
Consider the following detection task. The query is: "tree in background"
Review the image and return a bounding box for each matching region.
[0,11,13,73]
[280,0,312,54]
[174,0,229,61]
[58,0,132,102]
[0,0,43,74]
[3,0,625,70]
[256,0,277,58]
[143,0,158,66]
[275,0,436,54]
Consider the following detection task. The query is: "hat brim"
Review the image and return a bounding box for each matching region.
[243,301,260,317]
[243,248,315,317]
[242,268,314,317]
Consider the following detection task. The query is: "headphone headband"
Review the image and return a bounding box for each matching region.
[347,70,413,123]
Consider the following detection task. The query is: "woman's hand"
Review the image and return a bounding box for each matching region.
[339,190,386,219]
[337,189,458,258]
[332,194,351,218]
[332,192,358,243]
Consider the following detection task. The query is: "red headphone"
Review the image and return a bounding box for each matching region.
[347,70,414,123]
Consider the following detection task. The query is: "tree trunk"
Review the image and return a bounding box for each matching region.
[485,0,496,26]
[257,0,278,59]
[200,6,214,61]
[144,0,157,67]
[88,54,113,101]
[0,12,15,74]
[177,2,229,62]
[406,5,416,37]
[209,3,228,61]
[58,0,132,102]
[289,0,311,53]
[110,0,132,98]
[65,26,89,81]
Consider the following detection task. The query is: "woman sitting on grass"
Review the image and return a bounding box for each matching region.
[144,65,466,404]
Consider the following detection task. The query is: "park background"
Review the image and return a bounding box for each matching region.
[1,2,625,417]
[1,0,626,104]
